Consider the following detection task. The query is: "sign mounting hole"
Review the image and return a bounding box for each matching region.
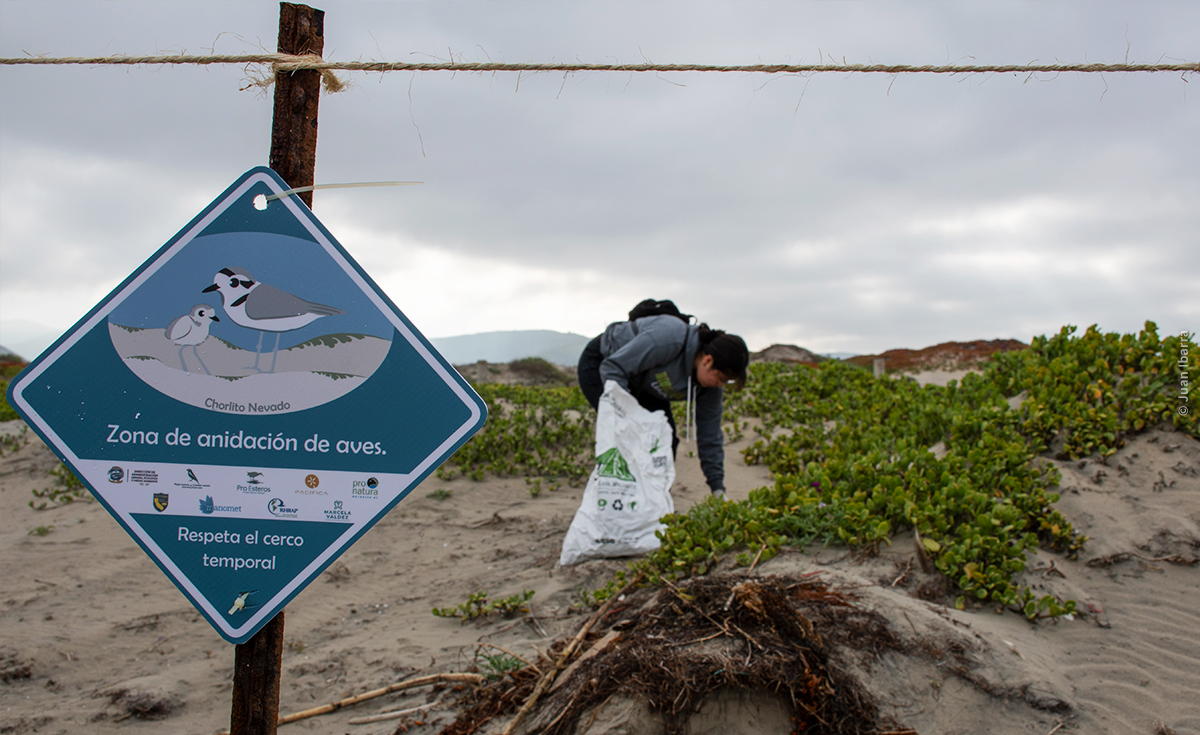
[253,194,268,211]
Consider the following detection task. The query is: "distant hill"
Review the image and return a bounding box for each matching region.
[430,330,591,367]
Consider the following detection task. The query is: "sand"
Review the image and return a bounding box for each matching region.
[1,369,1198,734]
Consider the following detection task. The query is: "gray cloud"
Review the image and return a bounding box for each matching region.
[2,0,1197,356]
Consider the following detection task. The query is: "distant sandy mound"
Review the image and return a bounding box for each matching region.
[454,358,577,388]
[750,344,827,365]
[847,338,1027,373]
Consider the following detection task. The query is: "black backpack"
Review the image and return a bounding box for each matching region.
[628,299,693,324]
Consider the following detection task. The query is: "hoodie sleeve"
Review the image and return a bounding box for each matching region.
[695,386,725,492]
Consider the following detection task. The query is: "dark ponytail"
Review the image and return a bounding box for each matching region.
[697,324,749,389]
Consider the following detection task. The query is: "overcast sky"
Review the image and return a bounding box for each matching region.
[2,0,1197,361]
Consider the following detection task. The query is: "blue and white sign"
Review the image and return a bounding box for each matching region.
[7,167,487,643]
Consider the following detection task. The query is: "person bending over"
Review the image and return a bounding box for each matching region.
[577,308,749,501]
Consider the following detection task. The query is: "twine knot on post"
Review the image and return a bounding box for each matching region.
[240,53,346,94]
[271,53,346,93]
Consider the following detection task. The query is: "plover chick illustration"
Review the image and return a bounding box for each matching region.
[166,304,220,375]
[203,266,346,373]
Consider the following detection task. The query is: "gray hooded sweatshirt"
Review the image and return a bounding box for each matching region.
[598,315,725,492]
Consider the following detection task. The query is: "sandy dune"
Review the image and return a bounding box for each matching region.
[1,372,1198,734]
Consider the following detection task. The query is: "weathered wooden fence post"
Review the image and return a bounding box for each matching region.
[229,4,324,734]
[268,2,324,209]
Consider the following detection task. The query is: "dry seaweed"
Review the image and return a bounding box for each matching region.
[520,573,907,735]
[433,666,540,735]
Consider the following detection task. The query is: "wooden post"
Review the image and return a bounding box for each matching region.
[230,4,324,734]
[230,610,286,734]
[269,1,325,209]
[873,357,886,378]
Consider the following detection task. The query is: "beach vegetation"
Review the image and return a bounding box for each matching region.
[475,651,526,680]
[436,383,594,486]
[987,323,1194,457]
[443,321,1196,620]
[1,358,29,422]
[0,425,29,456]
[432,589,535,622]
[508,356,574,386]
[0,395,18,423]
[30,463,89,510]
[524,476,560,497]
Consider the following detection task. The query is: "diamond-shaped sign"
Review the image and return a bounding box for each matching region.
[6,167,487,643]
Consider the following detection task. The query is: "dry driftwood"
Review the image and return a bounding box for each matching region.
[549,630,621,693]
[276,672,484,726]
[346,702,436,725]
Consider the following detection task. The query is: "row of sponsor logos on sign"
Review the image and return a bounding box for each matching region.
[109,466,381,497]
[107,466,379,522]
[151,492,355,521]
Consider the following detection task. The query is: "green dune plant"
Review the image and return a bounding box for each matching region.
[30,463,89,510]
[592,322,1196,619]
[432,589,535,622]
[438,323,1195,620]
[435,383,594,486]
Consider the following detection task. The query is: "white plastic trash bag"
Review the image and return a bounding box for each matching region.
[559,380,675,565]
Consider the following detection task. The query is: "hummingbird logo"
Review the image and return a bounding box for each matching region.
[228,590,258,616]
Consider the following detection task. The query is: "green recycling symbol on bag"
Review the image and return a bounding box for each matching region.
[596,447,635,481]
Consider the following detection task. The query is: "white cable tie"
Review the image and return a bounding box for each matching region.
[264,181,423,202]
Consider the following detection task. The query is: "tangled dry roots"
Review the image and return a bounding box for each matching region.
[437,573,906,735]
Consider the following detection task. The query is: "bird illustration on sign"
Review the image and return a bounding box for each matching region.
[165,304,220,374]
[108,262,393,415]
[203,267,346,373]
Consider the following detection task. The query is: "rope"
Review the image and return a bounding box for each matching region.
[3,53,1197,76]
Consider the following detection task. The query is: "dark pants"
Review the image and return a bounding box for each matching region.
[578,335,679,459]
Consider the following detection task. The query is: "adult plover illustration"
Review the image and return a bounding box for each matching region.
[165,304,220,375]
[203,267,345,373]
